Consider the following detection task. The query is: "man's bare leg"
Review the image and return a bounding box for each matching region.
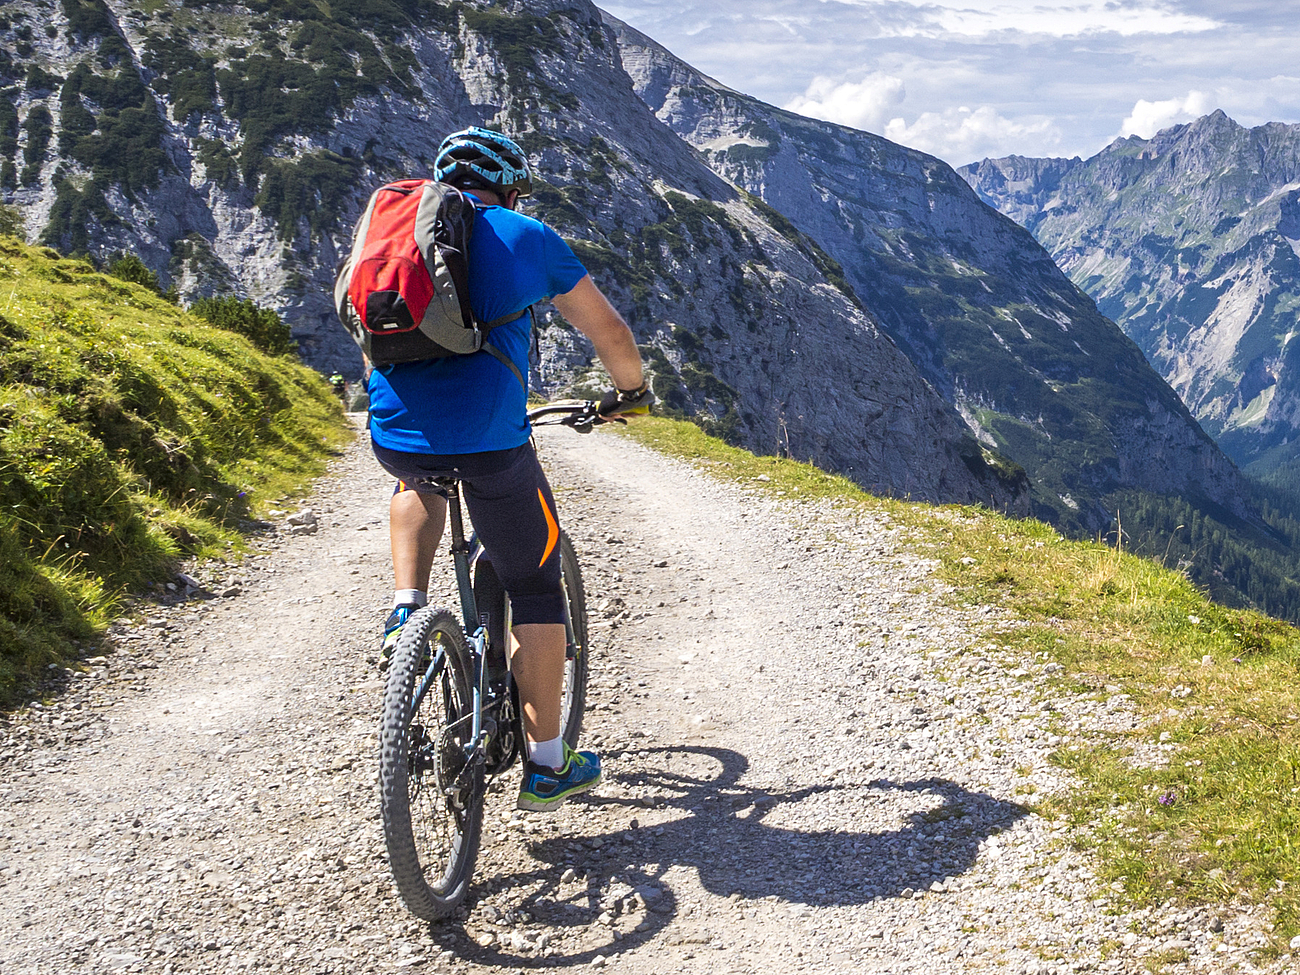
[389,490,446,591]
[510,621,566,754]
[512,619,600,809]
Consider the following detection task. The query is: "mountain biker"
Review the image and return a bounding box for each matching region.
[366,127,653,812]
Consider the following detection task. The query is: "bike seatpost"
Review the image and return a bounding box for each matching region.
[443,481,479,635]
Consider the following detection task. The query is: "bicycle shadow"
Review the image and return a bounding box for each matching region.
[425,745,1029,966]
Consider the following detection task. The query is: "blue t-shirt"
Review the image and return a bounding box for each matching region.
[367,198,587,454]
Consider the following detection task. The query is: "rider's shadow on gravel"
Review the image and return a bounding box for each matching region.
[435,745,1028,967]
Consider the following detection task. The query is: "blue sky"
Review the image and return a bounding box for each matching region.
[599,0,1300,166]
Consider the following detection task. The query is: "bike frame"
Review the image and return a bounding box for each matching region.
[407,474,579,788]
[375,398,611,921]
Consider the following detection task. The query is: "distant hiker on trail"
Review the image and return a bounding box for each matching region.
[340,127,653,811]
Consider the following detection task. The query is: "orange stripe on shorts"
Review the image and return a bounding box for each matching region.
[538,489,559,567]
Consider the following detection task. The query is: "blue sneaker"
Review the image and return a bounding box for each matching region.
[380,604,419,665]
[517,744,601,811]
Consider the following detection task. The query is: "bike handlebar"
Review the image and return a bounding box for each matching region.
[526,400,622,434]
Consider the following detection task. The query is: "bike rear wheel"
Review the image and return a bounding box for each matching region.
[378,607,484,920]
[472,531,590,749]
[559,532,590,748]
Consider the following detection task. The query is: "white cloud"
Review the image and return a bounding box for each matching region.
[784,73,907,133]
[604,0,1300,161]
[784,70,1065,161]
[924,1,1220,39]
[647,0,1223,41]
[1120,91,1213,139]
[884,106,1061,161]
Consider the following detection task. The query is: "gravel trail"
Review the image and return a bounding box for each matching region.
[0,422,1286,975]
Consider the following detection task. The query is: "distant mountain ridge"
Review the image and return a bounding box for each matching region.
[960,112,1300,474]
[607,15,1252,534]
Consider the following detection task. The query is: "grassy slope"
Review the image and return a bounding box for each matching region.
[0,237,350,702]
[620,415,1300,954]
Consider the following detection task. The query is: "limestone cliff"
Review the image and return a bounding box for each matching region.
[0,0,1022,508]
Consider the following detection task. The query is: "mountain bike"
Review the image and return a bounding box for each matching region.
[377,400,606,921]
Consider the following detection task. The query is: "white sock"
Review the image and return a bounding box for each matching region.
[527,736,564,770]
[393,589,427,609]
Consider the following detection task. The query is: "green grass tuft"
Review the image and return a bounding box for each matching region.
[0,236,350,704]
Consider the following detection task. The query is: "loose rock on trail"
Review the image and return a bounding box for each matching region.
[0,421,1286,974]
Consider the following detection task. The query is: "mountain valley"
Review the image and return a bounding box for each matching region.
[962,112,1300,478]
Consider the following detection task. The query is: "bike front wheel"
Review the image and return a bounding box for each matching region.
[378,607,484,920]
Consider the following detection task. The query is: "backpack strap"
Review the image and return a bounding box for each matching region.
[479,306,531,394]
[456,189,533,395]
[483,307,529,329]
[481,339,526,393]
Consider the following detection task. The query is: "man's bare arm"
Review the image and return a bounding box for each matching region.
[551,275,644,391]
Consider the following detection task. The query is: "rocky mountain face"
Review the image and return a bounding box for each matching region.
[961,112,1300,474]
[608,16,1251,534]
[0,0,1022,508]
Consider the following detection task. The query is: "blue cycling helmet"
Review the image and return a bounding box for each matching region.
[434,127,533,198]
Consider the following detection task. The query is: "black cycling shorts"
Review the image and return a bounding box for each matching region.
[371,441,565,625]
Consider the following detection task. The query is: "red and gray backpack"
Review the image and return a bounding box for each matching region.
[334,179,526,387]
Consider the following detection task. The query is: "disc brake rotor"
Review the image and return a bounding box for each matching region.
[434,724,470,804]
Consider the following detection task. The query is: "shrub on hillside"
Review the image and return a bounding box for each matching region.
[106,251,178,304]
[191,294,295,356]
[0,204,24,240]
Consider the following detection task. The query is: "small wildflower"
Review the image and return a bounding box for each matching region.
[1233,657,1243,664]
[1157,791,1178,807]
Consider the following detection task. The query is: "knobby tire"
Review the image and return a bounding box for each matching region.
[378,607,484,920]
[559,532,590,748]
